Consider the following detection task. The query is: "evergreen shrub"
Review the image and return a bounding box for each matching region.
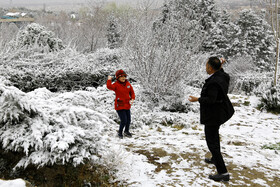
[0,84,115,169]
[15,23,64,53]
[258,84,280,114]
[0,48,119,92]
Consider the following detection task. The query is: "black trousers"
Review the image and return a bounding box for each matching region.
[204,125,228,174]
[117,109,131,134]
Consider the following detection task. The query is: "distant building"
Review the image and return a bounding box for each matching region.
[0,11,34,25]
[70,12,79,20]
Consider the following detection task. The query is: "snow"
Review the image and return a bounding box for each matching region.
[0,179,27,187]
[252,178,270,187]
[0,1,279,185]
[100,92,280,186]
[1,82,279,186]
[6,12,21,17]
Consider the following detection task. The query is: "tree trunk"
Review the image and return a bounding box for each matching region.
[275,39,279,86]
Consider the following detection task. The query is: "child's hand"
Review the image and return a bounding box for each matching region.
[108,76,112,80]
[129,99,134,105]
[220,58,226,65]
[188,96,198,102]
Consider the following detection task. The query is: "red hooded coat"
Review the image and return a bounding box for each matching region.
[107,79,135,110]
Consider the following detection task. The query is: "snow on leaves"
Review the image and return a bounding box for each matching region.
[0,83,115,168]
[15,23,65,53]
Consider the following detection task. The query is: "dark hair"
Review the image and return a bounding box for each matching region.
[208,56,221,71]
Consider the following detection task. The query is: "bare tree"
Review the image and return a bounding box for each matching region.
[35,0,109,52]
[138,0,154,12]
[0,23,19,55]
[123,4,205,100]
[264,0,280,85]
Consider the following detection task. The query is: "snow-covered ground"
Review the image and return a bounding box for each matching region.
[0,83,279,186]
[103,94,280,186]
[0,179,29,187]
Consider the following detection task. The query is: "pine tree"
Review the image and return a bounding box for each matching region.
[203,10,241,58]
[153,0,204,51]
[106,16,121,49]
[199,0,220,32]
[236,9,274,69]
[157,0,223,55]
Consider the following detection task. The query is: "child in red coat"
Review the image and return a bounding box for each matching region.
[107,69,135,139]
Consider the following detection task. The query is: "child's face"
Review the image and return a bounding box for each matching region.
[118,76,126,82]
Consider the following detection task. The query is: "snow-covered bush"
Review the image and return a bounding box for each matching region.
[226,55,255,74]
[224,55,273,94]
[229,72,272,95]
[88,48,122,66]
[161,101,189,113]
[0,84,115,169]
[15,23,64,53]
[226,55,254,94]
[131,107,191,130]
[127,85,194,130]
[125,24,202,102]
[0,48,119,92]
[257,83,280,114]
[0,76,10,86]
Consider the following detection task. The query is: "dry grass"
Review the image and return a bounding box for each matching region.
[172,124,185,131]
[132,145,280,186]
[135,148,173,174]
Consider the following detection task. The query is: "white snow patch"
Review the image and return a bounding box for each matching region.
[252,178,269,187]
[0,179,27,187]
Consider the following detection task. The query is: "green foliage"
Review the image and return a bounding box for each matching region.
[243,101,250,106]
[258,84,280,114]
[262,143,280,150]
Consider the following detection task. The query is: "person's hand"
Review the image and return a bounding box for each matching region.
[129,99,134,105]
[220,58,226,65]
[108,76,112,80]
[188,96,199,102]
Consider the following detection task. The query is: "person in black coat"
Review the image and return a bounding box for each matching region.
[188,56,234,182]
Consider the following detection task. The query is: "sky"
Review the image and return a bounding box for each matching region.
[0,0,165,11]
[0,0,254,11]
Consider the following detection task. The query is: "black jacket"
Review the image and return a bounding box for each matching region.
[199,68,234,125]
